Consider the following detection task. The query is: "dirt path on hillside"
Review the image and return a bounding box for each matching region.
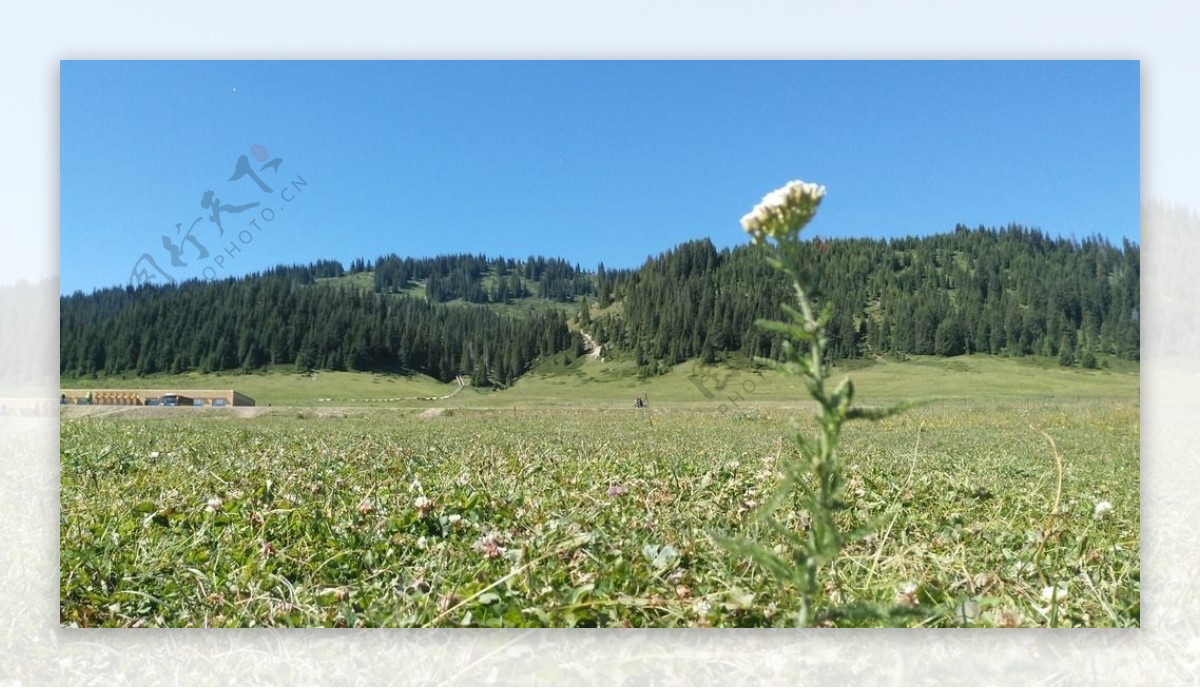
[581,331,603,359]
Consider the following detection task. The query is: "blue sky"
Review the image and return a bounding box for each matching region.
[60,60,1139,295]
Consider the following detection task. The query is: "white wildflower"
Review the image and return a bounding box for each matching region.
[1041,584,1069,603]
[895,581,919,606]
[1093,500,1114,521]
[205,497,223,513]
[473,532,507,560]
[740,180,826,245]
[447,513,462,525]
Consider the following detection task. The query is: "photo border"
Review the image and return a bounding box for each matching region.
[3,1,1193,683]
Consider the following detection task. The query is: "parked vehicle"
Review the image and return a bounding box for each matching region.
[160,393,194,407]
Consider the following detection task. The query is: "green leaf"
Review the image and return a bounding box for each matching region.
[846,400,919,422]
[722,588,755,610]
[641,543,680,570]
[709,530,797,584]
[569,583,594,605]
[754,318,815,342]
[779,303,809,327]
[131,501,157,513]
[762,515,811,553]
[653,544,679,570]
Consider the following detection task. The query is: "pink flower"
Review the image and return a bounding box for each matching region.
[472,532,506,560]
[607,484,628,497]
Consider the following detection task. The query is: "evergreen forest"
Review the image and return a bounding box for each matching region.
[60,224,1140,384]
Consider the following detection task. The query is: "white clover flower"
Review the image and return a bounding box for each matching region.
[205,497,223,513]
[895,581,919,607]
[1041,584,1069,603]
[447,513,462,525]
[414,495,435,518]
[1093,500,1114,521]
[740,180,826,245]
[473,533,506,560]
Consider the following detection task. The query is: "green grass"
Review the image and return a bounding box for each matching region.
[459,353,1138,409]
[60,399,1139,627]
[59,355,1139,627]
[62,353,1138,409]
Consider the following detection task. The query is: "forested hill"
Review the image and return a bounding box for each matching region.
[599,224,1139,375]
[60,224,1138,384]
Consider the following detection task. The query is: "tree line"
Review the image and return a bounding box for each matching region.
[591,224,1138,376]
[60,269,574,386]
[61,224,1138,383]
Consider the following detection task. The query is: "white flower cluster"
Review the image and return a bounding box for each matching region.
[473,532,506,560]
[1041,584,1069,603]
[414,495,434,518]
[740,180,826,245]
[1093,500,1114,520]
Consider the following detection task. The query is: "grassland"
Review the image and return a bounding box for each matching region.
[59,355,1138,628]
[61,353,1138,409]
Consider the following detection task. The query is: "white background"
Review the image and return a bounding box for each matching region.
[2,1,1195,684]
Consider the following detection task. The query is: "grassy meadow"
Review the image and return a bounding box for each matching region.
[59,355,1139,627]
[61,353,1138,408]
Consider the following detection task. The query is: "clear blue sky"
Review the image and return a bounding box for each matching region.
[60,60,1139,295]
